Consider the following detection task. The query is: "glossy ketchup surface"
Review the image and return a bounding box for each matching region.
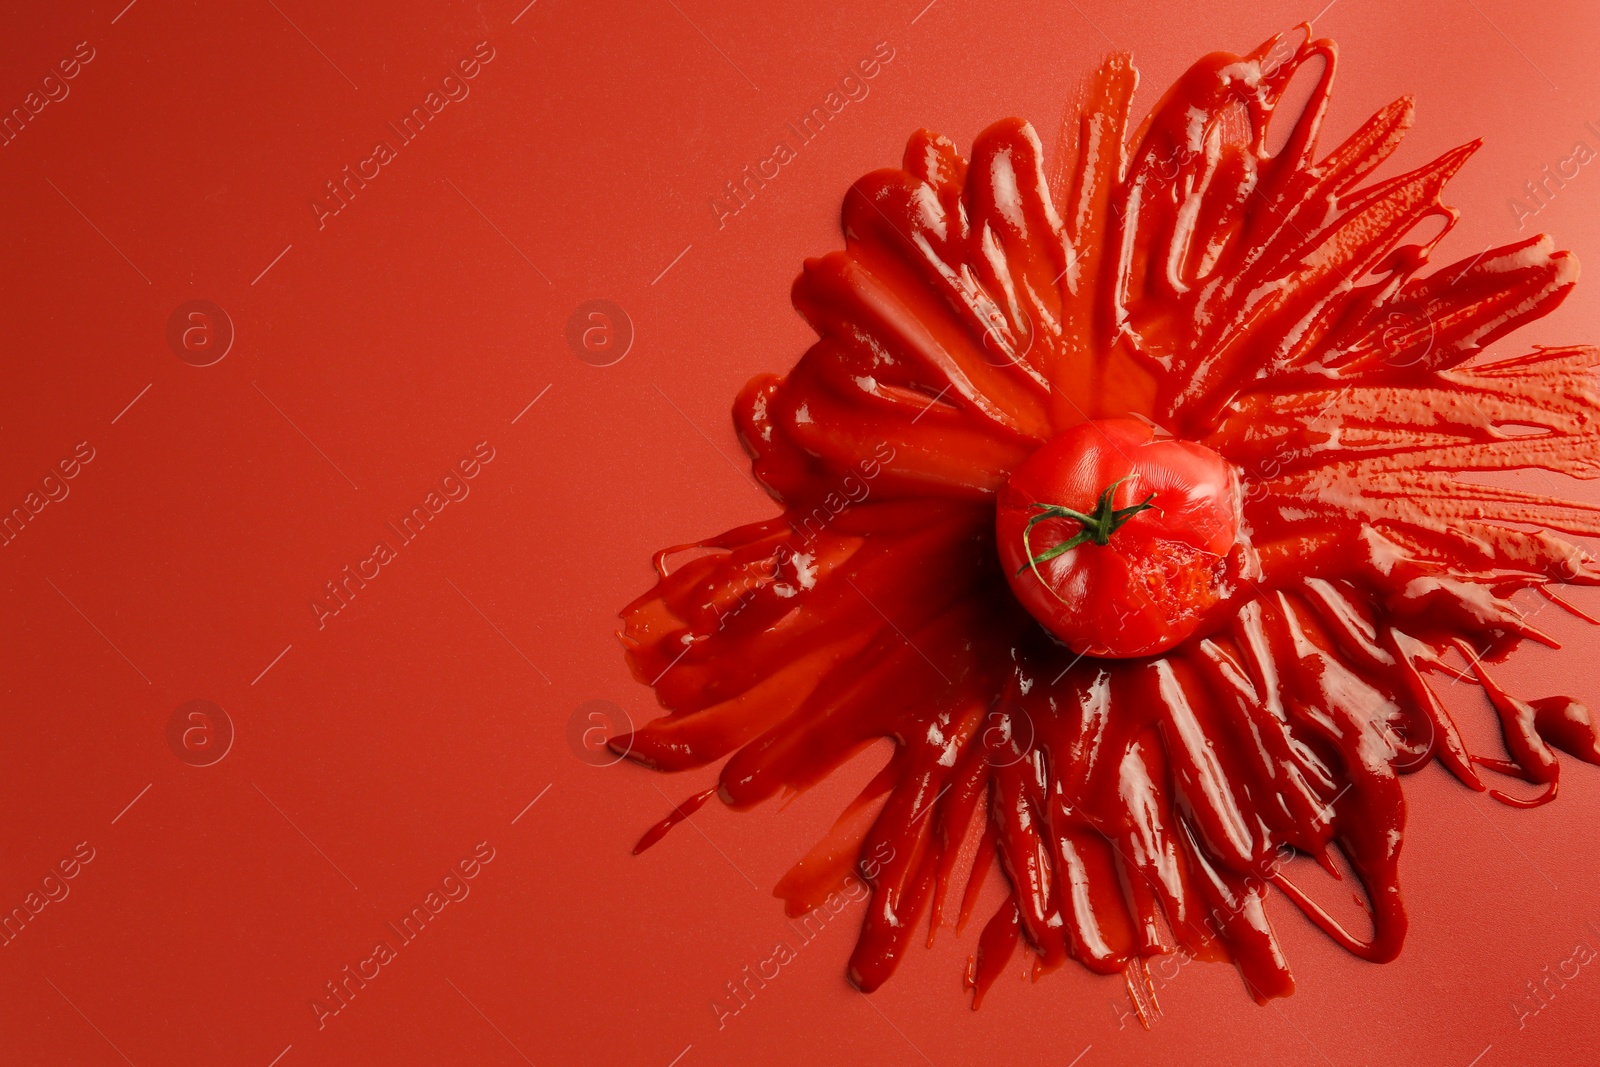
[616,28,1600,1011]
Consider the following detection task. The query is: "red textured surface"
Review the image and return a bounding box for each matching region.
[2,2,1599,1065]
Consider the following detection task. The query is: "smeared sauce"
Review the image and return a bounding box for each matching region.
[617,28,1600,1007]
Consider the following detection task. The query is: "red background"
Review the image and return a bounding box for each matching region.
[3,1,1600,1064]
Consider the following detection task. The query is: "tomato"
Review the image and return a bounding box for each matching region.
[996,418,1239,657]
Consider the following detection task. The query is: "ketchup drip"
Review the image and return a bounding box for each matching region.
[616,28,1600,1008]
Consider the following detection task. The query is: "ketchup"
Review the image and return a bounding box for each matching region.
[617,27,1600,1009]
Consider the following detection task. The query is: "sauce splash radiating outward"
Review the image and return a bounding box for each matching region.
[615,27,1600,1011]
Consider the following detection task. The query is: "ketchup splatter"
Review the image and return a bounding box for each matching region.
[616,28,1600,1008]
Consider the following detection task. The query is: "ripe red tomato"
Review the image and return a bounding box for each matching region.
[996,418,1239,657]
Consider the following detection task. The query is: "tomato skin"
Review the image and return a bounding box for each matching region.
[996,418,1239,657]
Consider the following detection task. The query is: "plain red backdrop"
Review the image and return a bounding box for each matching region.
[2,0,1600,1064]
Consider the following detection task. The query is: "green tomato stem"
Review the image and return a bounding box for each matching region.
[1017,477,1160,586]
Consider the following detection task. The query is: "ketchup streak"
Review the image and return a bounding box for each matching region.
[617,28,1600,1009]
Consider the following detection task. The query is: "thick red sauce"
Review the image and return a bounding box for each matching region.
[616,28,1600,1009]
